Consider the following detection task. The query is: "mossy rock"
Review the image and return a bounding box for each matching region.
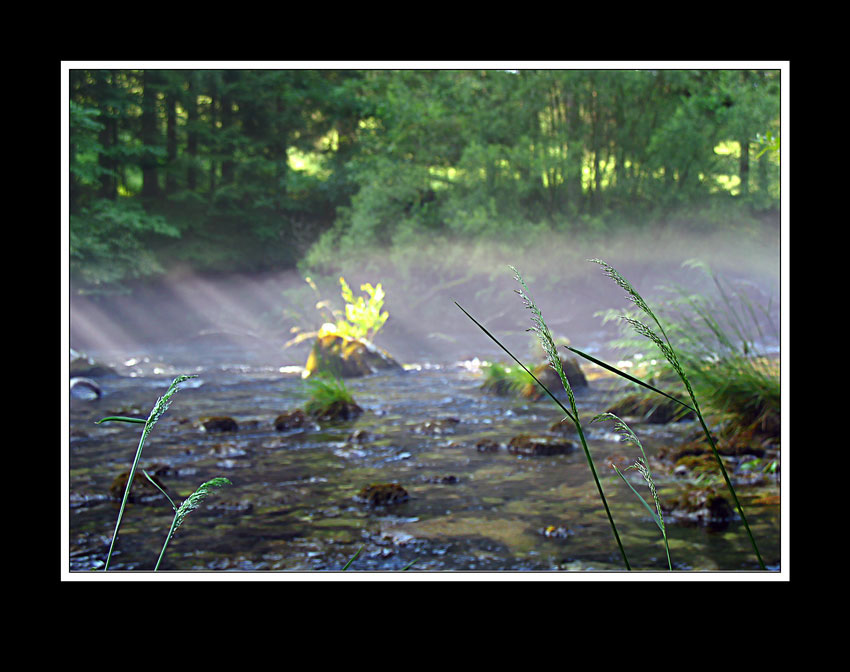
[522,357,587,400]
[198,416,239,432]
[304,333,402,379]
[355,483,409,507]
[308,399,364,422]
[475,439,501,453]
[662,425,767,462]
[673,453,726,476]
[508,434,577,456]
[662,487,736,527]
[605,392,694,424]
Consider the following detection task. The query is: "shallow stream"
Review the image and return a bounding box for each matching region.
[67,342,781,574]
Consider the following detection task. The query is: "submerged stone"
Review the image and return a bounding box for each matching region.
[662,487,736,529]
[475,438,501,452]
[356,483,410,507]
[198,416,239,432]
[347,428,372,443]
[508,434,578,456]
[274,409,310,431]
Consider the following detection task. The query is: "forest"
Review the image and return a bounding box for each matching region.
[68,68,780,292]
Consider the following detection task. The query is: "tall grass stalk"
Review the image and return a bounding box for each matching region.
[96,374,197,571]
[593,413,671,570]
[456,266,632,571]
[568,259,766,570]
[142,472,231,571]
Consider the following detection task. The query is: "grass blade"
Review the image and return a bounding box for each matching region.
[95,416,147,425]
[565,346,696,413]
[342,545,363,571]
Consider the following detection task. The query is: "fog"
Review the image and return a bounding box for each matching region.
[69,224,781,370]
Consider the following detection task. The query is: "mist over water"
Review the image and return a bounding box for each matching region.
[69,224,781,371]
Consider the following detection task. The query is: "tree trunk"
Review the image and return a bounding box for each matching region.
[739,137,750,197]
[565,86,583,212]
[220,70,238,186]
[165,90,178,195]
[96,71,118,200]
[97,113,118,200]
[140,70,161,199]
[186,73,199,191]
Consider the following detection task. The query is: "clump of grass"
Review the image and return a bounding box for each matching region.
[304,373,357,417]
[592,412,671,570]
[142,473,231,571]
[568,259,766,570]
[481,361,534,396]
[601,259,779,433]
[96,374,197,571]
[663,261,779,433]
[456,266,632,571]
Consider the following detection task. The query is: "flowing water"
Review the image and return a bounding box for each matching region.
[67,340,781,574]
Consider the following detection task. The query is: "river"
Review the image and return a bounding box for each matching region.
[67,339,781,574]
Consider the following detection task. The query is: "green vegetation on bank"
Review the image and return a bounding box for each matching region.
[602,259,780,434]
[69,68,780,291]
[567,259,768,569]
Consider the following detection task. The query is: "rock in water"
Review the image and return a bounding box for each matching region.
[70,377,102,399]
[198,416,239,432]
[356,483,409,507]
[304,332,402,378]
[508,434,577,456]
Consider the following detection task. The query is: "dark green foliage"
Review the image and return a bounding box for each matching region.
[69,68,780,290]
[70,198,180,289]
